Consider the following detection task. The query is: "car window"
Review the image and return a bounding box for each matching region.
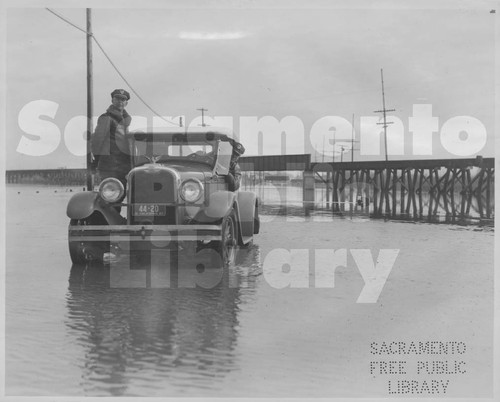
[133,140,215,166]
[169,144,213,156]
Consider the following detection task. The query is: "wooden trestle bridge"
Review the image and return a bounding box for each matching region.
[308,157,494,222]
[239,155,495,223]
[6,155,495,223]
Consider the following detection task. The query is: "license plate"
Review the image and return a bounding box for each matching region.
[133,204,166,216]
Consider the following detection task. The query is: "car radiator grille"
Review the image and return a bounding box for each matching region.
[129,169,177,225]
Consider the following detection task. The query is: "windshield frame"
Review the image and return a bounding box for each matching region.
[129,132,237,173]
[131,136,218,169]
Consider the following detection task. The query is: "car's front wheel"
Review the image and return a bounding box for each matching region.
[69,238,87,265]
[68,217,109,265]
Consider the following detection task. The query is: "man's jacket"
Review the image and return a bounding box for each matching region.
[91,106,132,175]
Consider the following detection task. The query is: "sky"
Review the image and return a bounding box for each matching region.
[3,0,498,169]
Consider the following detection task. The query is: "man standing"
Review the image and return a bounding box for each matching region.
[91,89,132,188]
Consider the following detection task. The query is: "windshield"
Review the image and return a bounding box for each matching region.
[133,139,216,167]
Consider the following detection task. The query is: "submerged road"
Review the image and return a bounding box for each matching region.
[4,185,494,397]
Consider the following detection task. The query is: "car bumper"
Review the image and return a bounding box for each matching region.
[68,224,222,243]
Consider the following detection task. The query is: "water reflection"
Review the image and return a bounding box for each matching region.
[65,247,261,396]
[243,182,494,225]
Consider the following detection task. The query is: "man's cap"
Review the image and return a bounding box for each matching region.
[111,89,130,100]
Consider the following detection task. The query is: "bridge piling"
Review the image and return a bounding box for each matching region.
[302,170,315,216]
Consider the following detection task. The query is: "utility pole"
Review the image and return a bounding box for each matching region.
[374,69,395,163]
[351,114,355,163]
[322,137,325,163]
[197,108,208,126]
[348,114,360,163]
[332,129,336,163]
[86,8,93,191]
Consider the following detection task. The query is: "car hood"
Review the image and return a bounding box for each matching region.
[130,163,213,181]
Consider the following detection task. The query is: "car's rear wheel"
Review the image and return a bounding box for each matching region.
[215,211,237,266]
[68,216,109,265]
[253,202,260,234]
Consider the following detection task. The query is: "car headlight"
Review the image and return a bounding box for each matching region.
[180,179,204,203]
[98,178,125,203]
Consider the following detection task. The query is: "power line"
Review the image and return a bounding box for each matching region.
[46,8,88,34]
[91,36,179,126]
[45,8,180,127]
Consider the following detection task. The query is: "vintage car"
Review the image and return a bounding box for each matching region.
[66,127,259,266]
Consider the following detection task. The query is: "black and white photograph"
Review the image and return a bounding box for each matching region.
[1,0,498,399]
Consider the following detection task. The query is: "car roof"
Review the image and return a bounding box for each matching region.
[129,126,235,139]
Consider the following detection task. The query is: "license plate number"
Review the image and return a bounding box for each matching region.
[133,204,166,216]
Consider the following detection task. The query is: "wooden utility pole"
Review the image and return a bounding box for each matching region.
[197,108,208,126]
[348,114,360,163]
[351,114,355,163]
[374,69,395,163]
[332,129,336,163]
[86,8,94,190]
[351,113,354,162]
[322,137,325,163]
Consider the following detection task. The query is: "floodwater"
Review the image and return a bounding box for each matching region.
[241,181,494,224]
[4,184,495,397]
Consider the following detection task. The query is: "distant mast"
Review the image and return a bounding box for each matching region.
[86,8,93,190]
[374,69,395,163]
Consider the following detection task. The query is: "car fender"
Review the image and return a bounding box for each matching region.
[67,192,99,220]
[195,191,237,222]
[66,191,124,225]
[236,191,257,238]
